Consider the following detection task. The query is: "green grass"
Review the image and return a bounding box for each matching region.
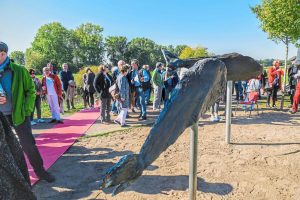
[33,95,85,119]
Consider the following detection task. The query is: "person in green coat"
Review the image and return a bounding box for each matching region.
[152,62,164,111]
[0,41,55,182]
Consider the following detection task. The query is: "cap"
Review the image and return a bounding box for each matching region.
[289,56,296,61]
[0,42,8,53]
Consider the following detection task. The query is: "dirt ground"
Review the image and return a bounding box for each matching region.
[33,108,300,200]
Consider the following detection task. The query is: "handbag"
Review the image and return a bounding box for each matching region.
[109,83,120,100]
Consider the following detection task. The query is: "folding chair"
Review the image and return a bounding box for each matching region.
[235,91,260,117]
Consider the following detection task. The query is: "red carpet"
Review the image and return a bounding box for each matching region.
[26,108,99,185]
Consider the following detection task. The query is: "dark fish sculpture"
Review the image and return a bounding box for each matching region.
[100,50,262,196]
[0,112,36,200]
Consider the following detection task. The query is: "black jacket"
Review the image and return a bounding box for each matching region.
[86,72,96,93]
[94,72,113,98]
[59,71,74,92]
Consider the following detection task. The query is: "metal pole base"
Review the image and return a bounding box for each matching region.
[189,123,198,200]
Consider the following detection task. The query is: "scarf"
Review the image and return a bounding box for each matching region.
[0,57,10,72]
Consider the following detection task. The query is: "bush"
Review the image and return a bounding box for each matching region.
[74,66,100,88]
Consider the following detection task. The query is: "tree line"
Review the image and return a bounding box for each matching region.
[10,22,210,72]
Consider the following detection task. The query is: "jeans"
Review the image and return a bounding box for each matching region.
[30,95,42,121]
[144,88,151,104]
[267,85,279,106]
[111,100,118,114]
[136,87,147,117]
[234,81,243,100]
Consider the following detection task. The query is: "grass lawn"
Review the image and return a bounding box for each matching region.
[33,96,85,120]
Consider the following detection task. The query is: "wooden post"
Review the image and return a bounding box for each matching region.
[225,81,233,144]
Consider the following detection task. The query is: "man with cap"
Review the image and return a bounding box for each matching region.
[0,41,55,182]
[152,62,164,111]
[290,48,300,114]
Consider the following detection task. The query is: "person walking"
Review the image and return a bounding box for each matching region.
[114,65,130,127]
[290,48,300,114]
[85,68,96,109]
[29,69,45,125]
[152,62,163,111]
[267,60,284,108]
[42,67,63,124]
[94,64,113,123]
[59,63,74,110]
[130,59,147,120]
[0,41,55,182]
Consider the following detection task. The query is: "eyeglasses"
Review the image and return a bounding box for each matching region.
[31,73,35,75]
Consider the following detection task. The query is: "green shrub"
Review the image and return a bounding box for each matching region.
[74,66,100,88]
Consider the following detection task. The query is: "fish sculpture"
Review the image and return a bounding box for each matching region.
[100,50,262,195]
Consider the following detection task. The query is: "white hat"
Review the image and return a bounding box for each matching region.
[295,48,300,66]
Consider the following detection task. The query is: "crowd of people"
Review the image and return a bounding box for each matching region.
[0,40,300,185]
[93,59,179,127]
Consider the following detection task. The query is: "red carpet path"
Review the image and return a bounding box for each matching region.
[26,108,99,185]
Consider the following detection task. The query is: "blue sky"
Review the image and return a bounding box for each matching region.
[0,0,298,59]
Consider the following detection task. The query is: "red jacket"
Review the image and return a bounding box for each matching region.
[268,66,284,88]
[42,74,62,96]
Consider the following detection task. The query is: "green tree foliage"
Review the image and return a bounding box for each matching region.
[9,51,25,65]
[31,22,73,70]
[72,23,105,68]
[174,45,189,56]
[251,0,300,109]
[25,48,46,72]
[126,37,157,66]
[179,46,209,59]
[105,36,127,66]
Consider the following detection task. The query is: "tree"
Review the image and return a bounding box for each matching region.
[72,23,105,68]
[31,22,73,70]
[25,48,47,72]
[174,45,189,56]
[126,37,157,66]
[251,0,300,109]
[10,51,25,65]
[179,46,209,59]
[105,36,127,66]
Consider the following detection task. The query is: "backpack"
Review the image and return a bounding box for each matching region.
[109,83,120,100]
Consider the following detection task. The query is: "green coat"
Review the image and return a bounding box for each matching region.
[9,62,35,126]
[152,69,163,87]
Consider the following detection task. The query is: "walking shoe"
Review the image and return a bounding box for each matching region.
[131,108,136,113]
[272,105,277,109]
[36,171,55,183]
[48,119,57,123]
[57,120,64,124]
[266,104,271,108]
[138,116,147,121]
[37,119,45,123]
[290,109,297,114]
[31,121,37,126]
[121,124,129,127]
[288,104,293,108]
[114,120,121,125]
